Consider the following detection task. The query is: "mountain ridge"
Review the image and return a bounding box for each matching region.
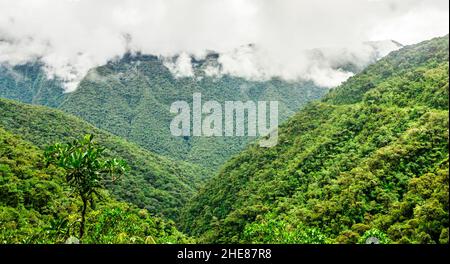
[0,126,193,243]
[180,35,449,244]
[0,97,207,220]
[0,41,400,171]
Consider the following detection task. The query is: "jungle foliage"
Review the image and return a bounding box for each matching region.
[180,36,449,244]
[0,98,207,220]
[0,35,448,244]
[0,128,192,243]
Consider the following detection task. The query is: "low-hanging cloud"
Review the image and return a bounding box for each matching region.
[0,0,448,91]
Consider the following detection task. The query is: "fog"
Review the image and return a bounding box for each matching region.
[0,0,448,91]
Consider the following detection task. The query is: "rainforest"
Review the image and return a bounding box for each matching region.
[0,0,448,246]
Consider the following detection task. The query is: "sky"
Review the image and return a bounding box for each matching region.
[0,0,448,91]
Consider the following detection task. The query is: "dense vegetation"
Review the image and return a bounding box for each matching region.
[57,54,327,170]
[0,35,447,244]
[0,53,329,170]
[0,128,192,243]
[44,134,129,238]
[180,36,449,244]
[0,98,206,220]
[0,46,394,172]
[0,62,67,108]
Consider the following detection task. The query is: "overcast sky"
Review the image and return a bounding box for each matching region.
[0,0,448,91]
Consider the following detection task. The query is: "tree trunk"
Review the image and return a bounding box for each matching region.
[79,198,87,239]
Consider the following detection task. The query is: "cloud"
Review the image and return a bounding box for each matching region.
[0,0,448,91]
[192,40,402,87]
[164,53,195,78]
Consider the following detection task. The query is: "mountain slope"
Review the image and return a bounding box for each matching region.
[0,43,399,171]
[0,98,206,220]
[0,127,192,243]
[58,54,327,170]
[0,62,67,107]
[181,35,449,244]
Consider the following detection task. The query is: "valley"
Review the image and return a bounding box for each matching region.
[0,35,448,244]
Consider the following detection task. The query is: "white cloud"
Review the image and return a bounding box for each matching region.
[164,52,195,78]
[0,0,448,91]
[201,41,401,87]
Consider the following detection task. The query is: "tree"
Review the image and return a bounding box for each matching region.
[44,134,128,239]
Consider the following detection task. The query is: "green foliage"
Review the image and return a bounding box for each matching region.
[44,134,128,194]
[0,54,328,171]
[359,229,391,244]
[44,134,128,238]
[1,35,448,244]
[181,35,449,244]
[0,128,193,243]
[242,213,329,244]
[84,207,192,244]
[0,62,67,107]
[0,55,326,170]
[0,98,206,220]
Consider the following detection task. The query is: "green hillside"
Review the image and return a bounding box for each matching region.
[0,62,67,108]
[0,98,206,220]
[58,54,327,170]
[0,54,328,171]
[180,36,449,244]
[0,127,192,243]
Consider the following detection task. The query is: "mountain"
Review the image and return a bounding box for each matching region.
[180,36,449,244]
[57,54,327,170]
[0,98,207,220]
[58,42,402,171]
[0,61,67,107]
[0,127,192,243]
[0,55,327,171]
[0,41,402,172]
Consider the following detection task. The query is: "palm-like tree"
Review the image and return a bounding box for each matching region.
[44,134,128,239]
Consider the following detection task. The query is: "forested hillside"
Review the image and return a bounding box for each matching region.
[181,36,449,244]
[0,44,397,171]
[0,127,192,243]
[0,0,447,247]
[0,98,206,220]
[0,62,67,107]
[0,35,447,245]
[58,53,326,170]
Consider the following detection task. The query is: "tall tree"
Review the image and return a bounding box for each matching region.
[44,134,128,239]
